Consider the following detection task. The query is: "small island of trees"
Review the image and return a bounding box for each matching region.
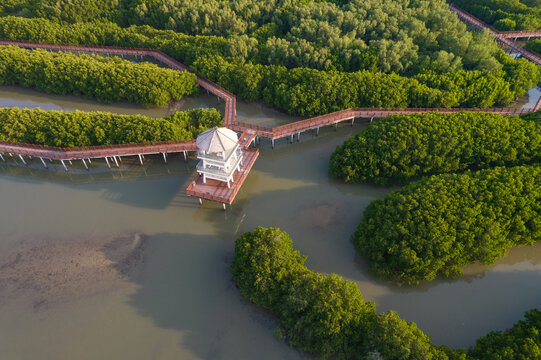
[0,107,222,147]
[232,227,541,359]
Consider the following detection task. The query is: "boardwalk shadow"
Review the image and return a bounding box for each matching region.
[0,155,195,210]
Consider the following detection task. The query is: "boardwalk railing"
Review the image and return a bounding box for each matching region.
[1,5,541,159]
[0,140,196,161]
[229,104,540,142]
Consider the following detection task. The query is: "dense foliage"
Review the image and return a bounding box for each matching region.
[526,39,541,56]
[232,227,541,359]
[468,309,541,360]
[354,165,541,285]
[231,227,446,359]
[521,108,541,122]
[0,107,222,147]
[452,0,541,31]
[329,112,541,184]
[191,53,540,115]
[0,0,512,74]
[0,45,199,106]
[0,12,538,115]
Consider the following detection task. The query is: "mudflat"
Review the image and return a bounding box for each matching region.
[0,233,147,310]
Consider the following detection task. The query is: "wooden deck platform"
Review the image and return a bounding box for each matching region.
[186,147,259,206]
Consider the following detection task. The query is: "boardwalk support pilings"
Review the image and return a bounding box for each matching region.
[18,154,26,165]
[138,154,144,166]
[40,157,47,168]
[105,157,111,168]
[60,160,68,172]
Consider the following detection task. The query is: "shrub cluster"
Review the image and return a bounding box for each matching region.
[354,165,541,285]
[526,39,541,56]
[329,112,541,184]
[452,0,541,31]
[0,45,199,106]
[231,227,447,360]
[0,107,222,147]
[0,16,538,116]
[191,55,539,116]
[232,227,541,359]
[0,0,515,75]
[468,309,541,360]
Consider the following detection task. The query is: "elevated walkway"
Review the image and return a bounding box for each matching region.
[1,12,541,207]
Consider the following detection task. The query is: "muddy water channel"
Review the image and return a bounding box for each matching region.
[0,86,540,359]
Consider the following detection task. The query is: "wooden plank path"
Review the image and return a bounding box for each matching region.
[499,30,541,39]
[227,103,541,148]
[448,5,541,63]
[0,140,197,169]
[0,39,237,172]
[1,5,541,205]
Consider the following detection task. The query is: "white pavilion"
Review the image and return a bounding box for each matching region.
[195,127,242,188]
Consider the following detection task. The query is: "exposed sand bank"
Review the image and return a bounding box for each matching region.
[0,233,147,310]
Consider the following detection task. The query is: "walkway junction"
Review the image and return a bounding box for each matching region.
[1,4,541,208]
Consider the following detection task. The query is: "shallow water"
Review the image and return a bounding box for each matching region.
[0,85,299,127]
[0,87,540,359]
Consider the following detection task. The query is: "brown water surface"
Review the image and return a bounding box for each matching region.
[0,87,540,359]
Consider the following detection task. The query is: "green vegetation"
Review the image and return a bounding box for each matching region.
[0,45,199,106]
[232,227,541,359]
[0,5,538,115]
[329,112,541,185]
[191,54,540,115]
[451,0,541,31]
[0,107,222,147]
[354,165,541,285]
[469,309,541,360]
[231,227,446,359]
[526,39,541,56]
[0,0,513,74]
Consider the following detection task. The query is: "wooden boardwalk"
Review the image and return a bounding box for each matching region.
[499,30,541,39]
[449,4,541,65]
[0,140,197,169]
[1,5,541,205]
[227,103,541,148]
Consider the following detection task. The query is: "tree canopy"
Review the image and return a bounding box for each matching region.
[354,165,541,285]
[0,45,199,106]
[451,0,541,31]
[231,227,445,359]
[232,227,541,359]
[0,1,538,115]
[0,107,222,147]
[329,112,541,185]
[0,0,516,74]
